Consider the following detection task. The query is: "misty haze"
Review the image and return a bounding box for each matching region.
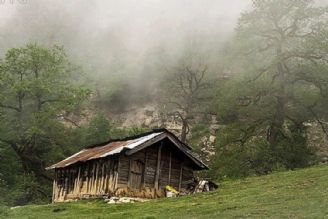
[0,0,328,218]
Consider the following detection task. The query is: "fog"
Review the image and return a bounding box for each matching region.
[0,0,250,78]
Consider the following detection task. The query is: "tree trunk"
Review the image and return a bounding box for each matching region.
[268,95,287,148]
[180,119,189,143]
[267,45,287,149]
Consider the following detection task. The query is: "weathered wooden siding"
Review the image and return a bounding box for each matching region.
[115,139,194,198]
[53,156,119,202]
[52,138,196,202]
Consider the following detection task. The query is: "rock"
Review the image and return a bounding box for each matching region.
[209,135,216,143]
[120,198,131,203]
[10,206,22,210]
[107,200,116,204]
[106,196,149,204]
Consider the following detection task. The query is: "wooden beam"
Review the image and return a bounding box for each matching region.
[52,169,57,202]
[104,161,109,193]
[67,169,70,196]
[64,169,69,198]
[178,163,183,192]
[90,162,96,193]
[168,150,172,185]
[59,169,63,198]
[94,161,100,194]
[101,161,105,193]
[114,157,120,190]
[142,149,148,188]
[154,142,163,190]
[127,157,132,188]
[85,163,90,193]
[76,166,81,194]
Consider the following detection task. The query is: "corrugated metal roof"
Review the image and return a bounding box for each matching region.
[46,129,208,170]
[47,132,163,169]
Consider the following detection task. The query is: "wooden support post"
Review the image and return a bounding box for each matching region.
[73,168,77,194]
[94,162,100,194]
[75,166,81,194]
[106,161,111,192]
[154,142,163,190]
[103,160,109,193]
[69,168,72,194]
[90,163,96,193]
[79,165,84,195]
[59,169,63,198]
[69,168,73,194]
[52,169,57,202]
[70,169,73,195]
[85,163,89,193]
[61,169,65,198]
[168,150,172,185]
[101,162,105,193]
[178,163,183,192]
[55,169,59,201]
[127,157,132,188]
[64,169,69,198]
[142,149,148,188]
[114,157,120,190]
[109,160,114,191]
[67,169,71,195]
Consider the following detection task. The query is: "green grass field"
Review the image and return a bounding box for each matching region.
[2,165,328,219]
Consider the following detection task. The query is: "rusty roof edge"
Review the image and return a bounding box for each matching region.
[46,132,165,170]
[45,128,208,170]
[45,150,86,170]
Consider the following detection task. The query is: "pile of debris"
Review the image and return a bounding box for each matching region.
[105,196,149,204]
[104,179,218,204]
[166,179,218,197]
[192,180,218,193]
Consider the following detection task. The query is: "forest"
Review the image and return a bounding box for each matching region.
[0,0,328,207]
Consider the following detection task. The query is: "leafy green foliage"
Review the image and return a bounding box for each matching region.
[214,0,328,177]
[109,126,150,140]
[0,44,90,205]
[85,112,111,145]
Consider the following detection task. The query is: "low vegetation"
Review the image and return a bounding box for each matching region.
[3,165,328,219]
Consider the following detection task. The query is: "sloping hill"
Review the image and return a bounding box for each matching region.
[4,165,328,219]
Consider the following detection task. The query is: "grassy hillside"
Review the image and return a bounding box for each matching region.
[3,165,328,219]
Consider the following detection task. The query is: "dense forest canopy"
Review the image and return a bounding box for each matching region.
[0,0,327,206]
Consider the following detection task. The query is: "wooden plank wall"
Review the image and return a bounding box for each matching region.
[53,156,119,202]
[144,146,158,187]
[52,139,196,201]
[117,150,145,187]
[116,139,194,196]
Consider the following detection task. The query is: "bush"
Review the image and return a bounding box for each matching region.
[211,129,314,179]
[211,138,274,179]
[0,205,9,218]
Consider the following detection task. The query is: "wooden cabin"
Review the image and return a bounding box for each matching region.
[46,129,207,202]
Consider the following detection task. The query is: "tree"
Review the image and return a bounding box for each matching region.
[216,0,328,172]
[160,54,213,143]
[86,112,111,145]
[0,44,90,200]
